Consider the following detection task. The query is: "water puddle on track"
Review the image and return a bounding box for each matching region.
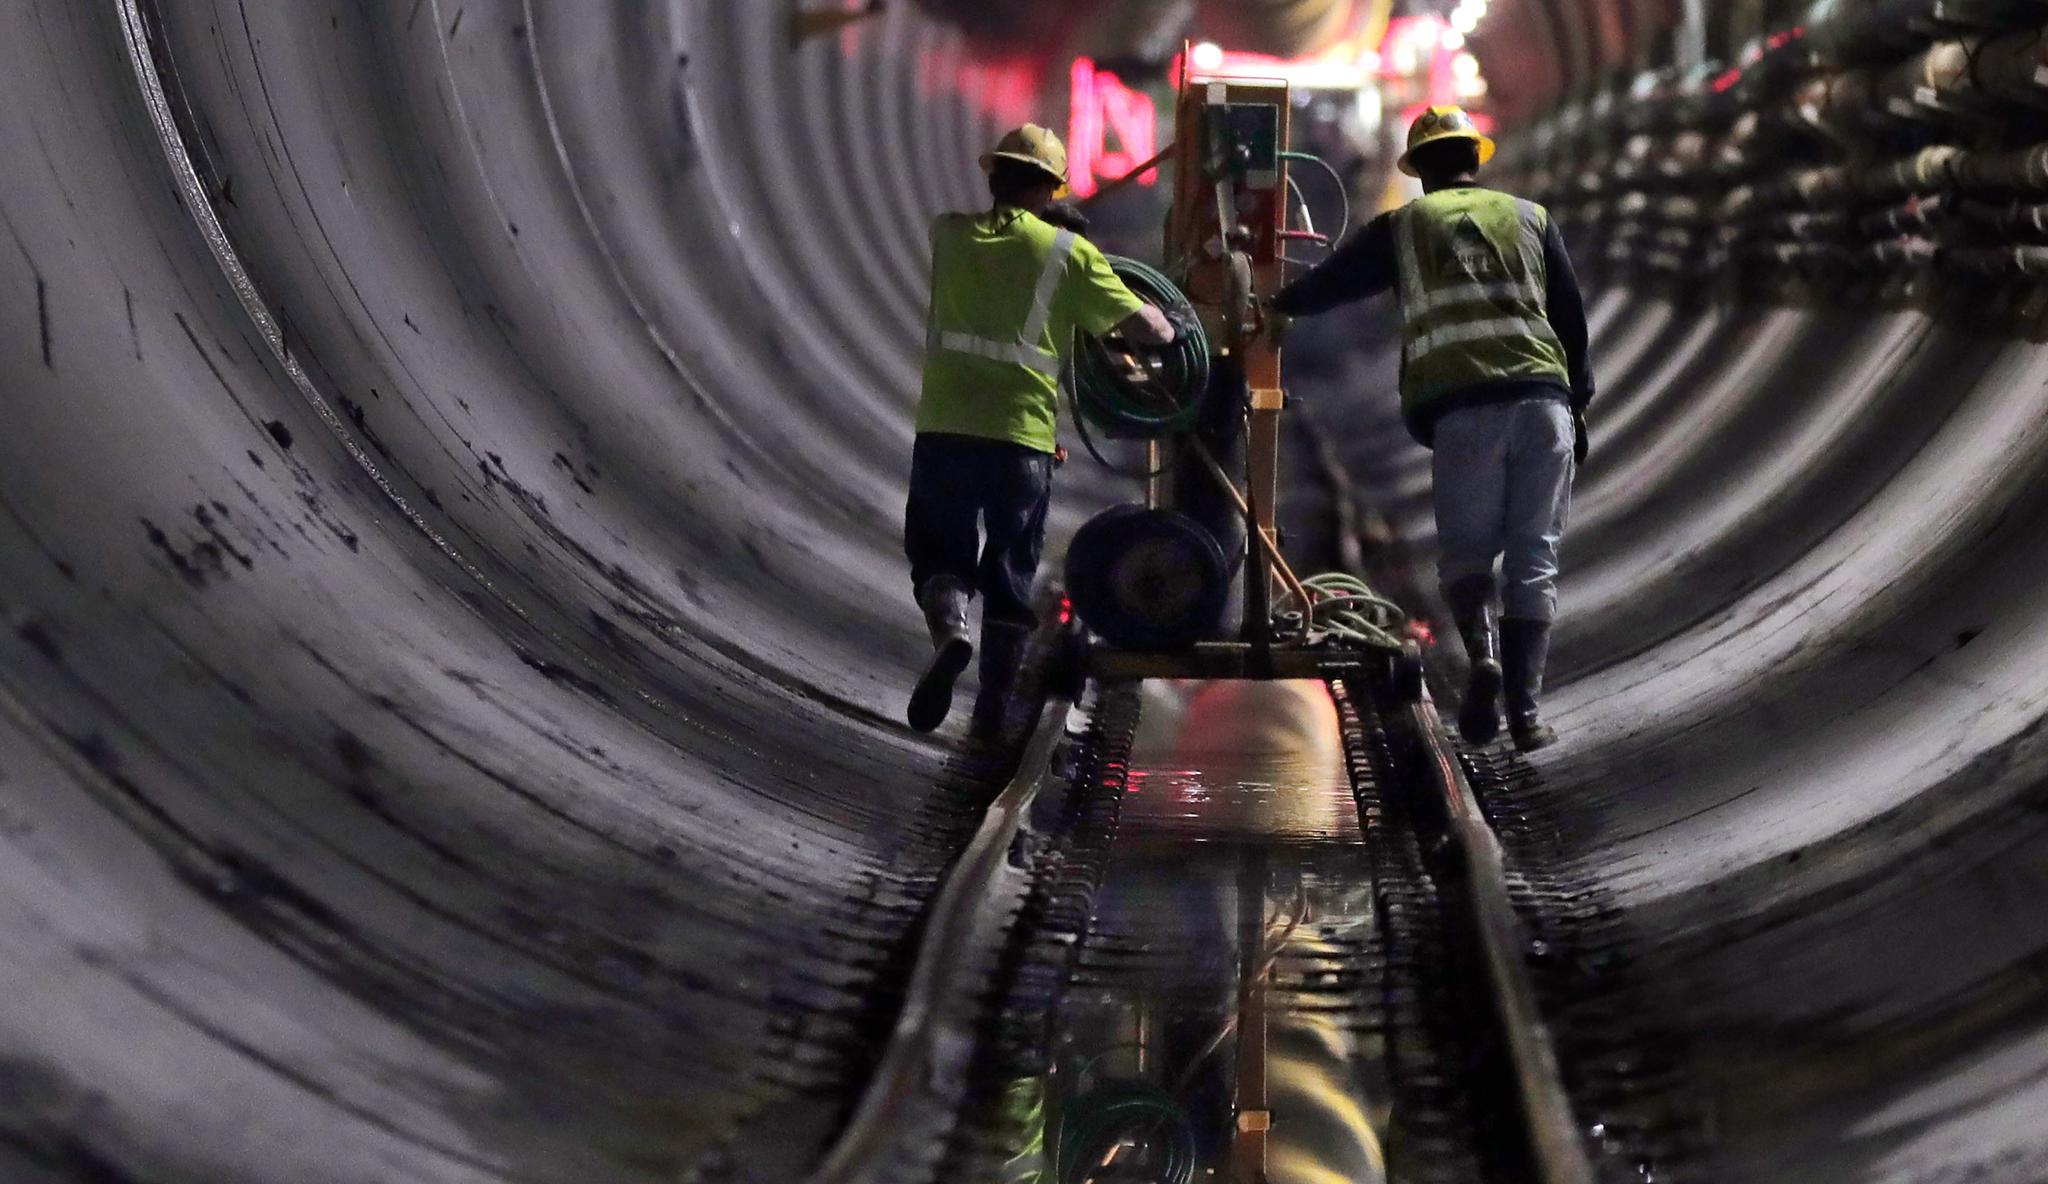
[1029,680,1391,1184]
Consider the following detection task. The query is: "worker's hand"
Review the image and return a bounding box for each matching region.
[1572,407,1590,467]
[1260,298,1293,344]
[1158,308,1196,348]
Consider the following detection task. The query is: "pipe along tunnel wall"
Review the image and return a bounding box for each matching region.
[0,2,2044,1182]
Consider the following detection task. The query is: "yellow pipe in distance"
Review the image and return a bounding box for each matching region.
[1193,0,1392,60]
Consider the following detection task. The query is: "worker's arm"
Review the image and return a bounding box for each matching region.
[1270,213,1399,317]
[1062,237,1175,346]
[1115,304,1176,347]
[1543,217,1594,410]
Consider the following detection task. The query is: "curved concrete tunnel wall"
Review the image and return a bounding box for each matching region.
[2,3,2045,1183]
[1304,288,2048,1179]
[1,3,1059,1179]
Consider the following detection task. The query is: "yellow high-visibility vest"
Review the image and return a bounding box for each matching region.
[1392,189,1570,416]
[918,209,1144,453]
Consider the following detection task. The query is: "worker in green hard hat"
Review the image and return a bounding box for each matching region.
[907,123,1178,742]
[1269,106,1596,753]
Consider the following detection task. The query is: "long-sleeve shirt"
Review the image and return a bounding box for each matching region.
[1273,188,1595,440]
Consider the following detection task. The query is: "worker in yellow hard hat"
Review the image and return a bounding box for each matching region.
[906,124,1178,742]
[1268,105,1595,753]
[1396,103,1498,178]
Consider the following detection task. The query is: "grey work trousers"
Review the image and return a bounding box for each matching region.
[1431,397,1576,622]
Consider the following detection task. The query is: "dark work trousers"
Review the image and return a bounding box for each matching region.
[904,433,1054,629]
[1431,397,1576,621]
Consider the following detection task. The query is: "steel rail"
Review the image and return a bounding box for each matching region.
[1389,693,1598,1184]
[805,695,1075,1184]
[1301,371,1592,1181]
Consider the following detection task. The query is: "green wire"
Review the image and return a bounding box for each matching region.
[1279,150,1353,245]
[1276,571,1410,650]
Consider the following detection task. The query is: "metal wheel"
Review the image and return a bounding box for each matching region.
[1065,507,1231,653]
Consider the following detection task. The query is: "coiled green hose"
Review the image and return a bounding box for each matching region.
[1053,1078,1200,1184]
[1070,256,1212,440]
[1277,572,1410,649]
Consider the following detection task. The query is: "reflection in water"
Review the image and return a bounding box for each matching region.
[1021,681,1388,1184]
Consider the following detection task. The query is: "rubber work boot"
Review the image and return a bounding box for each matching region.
[907,576,974,733]
[968,622,1032,747]
[1444,575,1503,745]
[1501,617,1559,752]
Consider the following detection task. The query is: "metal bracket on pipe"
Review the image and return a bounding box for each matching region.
[804,695,1075,1184]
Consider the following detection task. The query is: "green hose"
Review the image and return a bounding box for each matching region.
[1070,256,1211,441]
[1279,150,1353,246]
[1276,571,1410,650]
[1053,1079,1199,1184]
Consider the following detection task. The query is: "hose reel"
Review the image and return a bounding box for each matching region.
[1064,505,1231,653]
[1070,257,1212,440]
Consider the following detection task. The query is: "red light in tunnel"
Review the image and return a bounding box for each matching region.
[1068,58,1158,200]
[916,53,1039,125]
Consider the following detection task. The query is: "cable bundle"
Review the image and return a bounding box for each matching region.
[1070,257,1211,440]
[1053,1078,1200,1184]
[1276,572,1410,649]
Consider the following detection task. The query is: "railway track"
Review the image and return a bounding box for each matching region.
[788,415,1686,1184]
[791,655,1648,1184]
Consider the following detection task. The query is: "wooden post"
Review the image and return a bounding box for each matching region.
[1232,848,1272,1184]
[1245,388,1284,647]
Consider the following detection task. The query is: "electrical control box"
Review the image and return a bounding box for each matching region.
[1206,102,1282,190]
[1167,77,1290,343]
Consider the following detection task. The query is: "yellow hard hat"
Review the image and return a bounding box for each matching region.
[981,124,1070,186]
[1398,105,1495,178]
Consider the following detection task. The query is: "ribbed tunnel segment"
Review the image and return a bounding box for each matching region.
[2,2,2046,1182]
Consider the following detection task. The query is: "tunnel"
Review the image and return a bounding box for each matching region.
[3,1,2046,1182]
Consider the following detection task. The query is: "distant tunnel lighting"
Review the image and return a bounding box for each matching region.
[1191,40,1225,71]
[1356,85,1384,132]
[1451,9,1480,34]
[1442,29,1466,50]
[1454,52,1481,80]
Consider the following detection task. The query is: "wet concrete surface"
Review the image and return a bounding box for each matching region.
[3,0,2047,1181]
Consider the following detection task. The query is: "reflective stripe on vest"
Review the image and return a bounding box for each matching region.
[1407,315,1561,365]
[930,226,1076,376]
[1407,279,1547,318]
[929,329,1064,376]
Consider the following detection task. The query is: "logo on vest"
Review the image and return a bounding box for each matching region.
[1449,214,1501,277]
